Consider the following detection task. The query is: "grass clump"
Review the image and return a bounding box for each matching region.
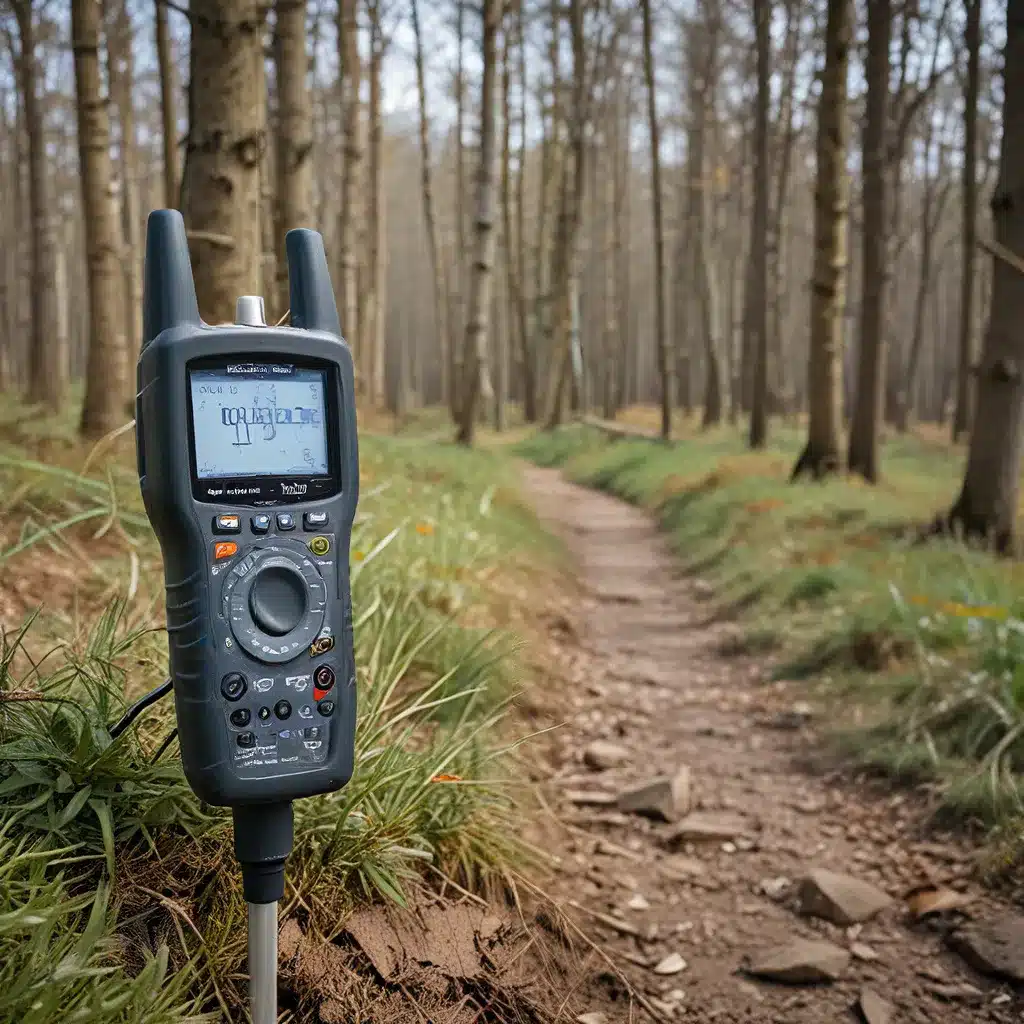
[518,421,1024,827]
[0,406,550,1022]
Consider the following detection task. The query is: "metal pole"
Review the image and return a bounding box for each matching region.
[248,901,278,1024]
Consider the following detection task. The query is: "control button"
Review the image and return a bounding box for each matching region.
[274,699,292,720]
[304,511,329,530]
[249,564,309,636]
[237,731,256,748]
[258,706,272,722]
[303,740,323,751]
[220,673,246,701]
[317,700,335,717]
[253,677,274,693]
[310,634,335,657]
[313,664,336,692]
[214,541,238,560]
[214,514,241,533]
[251,513,272,534]
[298,705,313,719]
[308,535,331,556]
[304,726,321,740]
[276,513,295,531]
[229,708,251,727]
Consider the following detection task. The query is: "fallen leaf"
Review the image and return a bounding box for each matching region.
[430,774,463,783]
[905,883,972,920]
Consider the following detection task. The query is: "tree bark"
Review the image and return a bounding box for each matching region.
[274,0,313,315]
[792,0,852,481]
[12,0,60,407]
[363,3,385,407]
[73,0,127,436]
[847,0,891,482]
[640,0,671,439]
[748,0,771,448]
[155,0,180,207]
[953,0,982,442]
[180,0,266,324]
[337,0,361,354]
[945,0,1024,549]
[410,0,451,411]
[456,0,500,444]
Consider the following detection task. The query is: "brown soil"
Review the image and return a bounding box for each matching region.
[520,466,1024,1024]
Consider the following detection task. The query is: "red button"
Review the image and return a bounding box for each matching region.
[214,541,238,560]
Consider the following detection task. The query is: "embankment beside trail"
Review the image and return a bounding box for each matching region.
[518,423,1024,855]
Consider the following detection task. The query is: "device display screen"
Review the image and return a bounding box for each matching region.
[190,365,330,479]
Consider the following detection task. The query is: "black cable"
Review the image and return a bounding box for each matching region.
[109,677,174,738]
[150,727,179,763]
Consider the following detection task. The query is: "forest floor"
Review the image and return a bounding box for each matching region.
[520,465,1024,1024]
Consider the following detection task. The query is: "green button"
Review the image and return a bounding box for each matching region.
[309,536,330,556]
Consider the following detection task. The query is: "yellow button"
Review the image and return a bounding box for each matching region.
[309,536,330,556]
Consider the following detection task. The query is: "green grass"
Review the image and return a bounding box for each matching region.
[517,422,1024,829]
[0,402,554,1022]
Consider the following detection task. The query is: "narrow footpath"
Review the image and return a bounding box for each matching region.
[523,467,1024,1024]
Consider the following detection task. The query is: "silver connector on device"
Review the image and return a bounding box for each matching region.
[236,295,268,327]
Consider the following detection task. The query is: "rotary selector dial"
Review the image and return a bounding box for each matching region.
[222,545,327,663]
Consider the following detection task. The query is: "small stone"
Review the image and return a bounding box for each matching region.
[664,988,685,1003]
[666,811,747,844]
[583,740,630,771]
[992,993,1011,1005]
[617,766,691,822]
[855,987,893,1024]
[627,893,651,911]
[744,938,850,984]
[948,914,1024,984]
[722,841,737,854]
[798,868,891,925]
[760,877,791,901]
[927,981,984,1004]
[850,942,879,963]
[577,1014,608,1024]
[653,952,687,975]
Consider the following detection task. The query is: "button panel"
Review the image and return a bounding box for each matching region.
[214,513,241,533]
[276,513,295,531]
[304,511,329,529]
[251,513,272,534]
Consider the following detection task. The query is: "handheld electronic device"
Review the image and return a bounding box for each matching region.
[135,209,358,1023]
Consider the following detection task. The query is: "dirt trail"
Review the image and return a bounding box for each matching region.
[523,467,1022,1024]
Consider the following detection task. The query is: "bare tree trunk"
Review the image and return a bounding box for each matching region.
[953,0,982,442]
[181,0,265,323]
[337,0,361,353]
[12,0,60,407]
[155,0,179,207]
[945,0,1024,548]
[363,4,385,407]
[639,0,671,438]
[847,0,891,482]
[274,0,313,314]
[513,0,535,421]
[73,0,127,436]
[456,0,500,444]
[748,0,771,447]
[450,0,468,417]
[792,0,852,480]
[108,0,143,364]
[410,0,450,410]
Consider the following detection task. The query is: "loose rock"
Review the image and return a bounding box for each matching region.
[627,893,651,912]
[927,981,984,1004]
[855,987,894,1024]
[743,938,850,984]
[653,952,687,975]
[850,942,879,963]
[798,868,891,925]
[666,811,748,845]
[577,1014,608,1024]
[583,740,630,772]
[617,766,691,822]
[947,914,1024,984]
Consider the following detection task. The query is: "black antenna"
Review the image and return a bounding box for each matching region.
[286,229,341,336]
[142,209,202,347]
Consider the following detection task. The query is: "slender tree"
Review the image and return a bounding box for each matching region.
[748,0,771,447]
[337,0,361,354]
[953,0,982,442]
[73,0,127,436]
[792,0,852,480]
[274,0,313,315]
[847,0,892,482]
[944,0,1024,548]
[155,0,179,207]
[457,0,500,443]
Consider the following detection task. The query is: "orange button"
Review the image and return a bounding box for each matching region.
[214,541,238,560]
